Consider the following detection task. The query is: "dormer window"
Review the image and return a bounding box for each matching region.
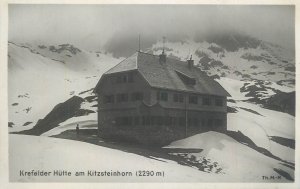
[175,70,196,86]
[157,91,168,101]
[173,93,184,103]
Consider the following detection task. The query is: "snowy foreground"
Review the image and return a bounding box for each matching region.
[10,133,293,182]
[9,134,226,182]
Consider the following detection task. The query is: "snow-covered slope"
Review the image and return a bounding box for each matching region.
[8,41,120,131]
[166,131,294,182]
[215,77,295,163]
[10,134,293,182]
[151,35,295,86]
[10,134,233,182]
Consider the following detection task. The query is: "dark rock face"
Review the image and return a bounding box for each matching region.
[241,53,263,61]
[18,96,85,135]
[8,122,14,128]
[234,71,242,76]
[264,91,295,116]
[240,80,295,116]
[242,74,251,79]
[240,81,268,98]
[49,44,81,55]
[267,71,275,75]
[195,50,208,58]
[210,74,220,80]
[277,79,295,86]
[208,45,224,54]
[198,54,224,71]
[38,45,47,49]
[23,122,33,126]
[199,56,211,64]
[210,60,223,67]
[250,65,258,69]
[227,106,238,113]
[285,66,295,72]
[270,136,295,149]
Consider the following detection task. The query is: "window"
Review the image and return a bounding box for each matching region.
[164,117,172,126]
[157,91,168,101]
[138,116,174,126]
[116,73,134,84]
[133,116,140,126]
[188,118,198,126]
[215,98,223,106]
[128,73,134,82]
[142,116,146,126]
[145,116,151,125]
[104,95,114,103]
[116,76,122,83]
[214,119,223,127]
[122,75,128,83]
[157,116,163,126]
[150,116,155,126]
[117,117,132,126]
[203,97,211,105]
[173,93,184,103]
[116,93,128,102]
[189,95,198,104]
[179,117,185,126]
[131,92,143,101]
[141,116,151,126]
[201,119,206,126]
[192,118,198,126]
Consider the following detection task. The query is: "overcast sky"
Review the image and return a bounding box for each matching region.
[9,4,295,56]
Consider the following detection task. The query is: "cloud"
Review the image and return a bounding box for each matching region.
[9,4,295,56]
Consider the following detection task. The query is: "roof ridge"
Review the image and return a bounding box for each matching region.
[104,52,138,75]
[137,51,157,57]
[138,51,189,65]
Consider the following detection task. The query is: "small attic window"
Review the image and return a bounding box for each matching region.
[175,70,196,86]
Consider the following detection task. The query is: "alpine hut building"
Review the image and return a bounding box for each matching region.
[94,50,230,145]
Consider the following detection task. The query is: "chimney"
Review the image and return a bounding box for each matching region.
[187,55,194,69]
[159,50,166,64]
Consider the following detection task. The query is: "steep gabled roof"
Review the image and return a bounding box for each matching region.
[104,52,138,74]
[99,51,230,97]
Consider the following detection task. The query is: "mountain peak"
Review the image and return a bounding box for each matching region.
[194,32,262,52]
